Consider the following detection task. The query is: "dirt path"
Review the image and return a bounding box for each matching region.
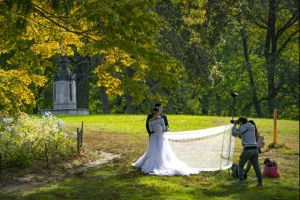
[0,150,120,193]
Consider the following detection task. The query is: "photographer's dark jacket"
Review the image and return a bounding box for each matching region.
[232,122,257,148]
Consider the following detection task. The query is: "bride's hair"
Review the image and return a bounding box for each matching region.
[152,107,159,115]
[154,103,161,107]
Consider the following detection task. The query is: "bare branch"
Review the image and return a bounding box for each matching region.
[276,13,298,39]
[277,29,299,55]
[253,20,269,30]
[31,4,95,39]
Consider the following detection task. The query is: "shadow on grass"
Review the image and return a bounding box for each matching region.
[2,161,299,200]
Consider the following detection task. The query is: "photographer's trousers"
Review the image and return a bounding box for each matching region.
[238,147,263,182]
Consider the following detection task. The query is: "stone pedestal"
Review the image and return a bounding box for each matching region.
[53,81,76,109]
[41,108,89,115]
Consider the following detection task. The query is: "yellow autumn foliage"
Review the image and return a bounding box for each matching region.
[0,69,46,116]
[25,13,85,58]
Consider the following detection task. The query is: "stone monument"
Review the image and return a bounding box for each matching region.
[41,56,89,115]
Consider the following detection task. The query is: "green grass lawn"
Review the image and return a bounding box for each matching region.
[1,115,299,200]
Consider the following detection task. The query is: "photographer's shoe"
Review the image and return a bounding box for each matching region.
[235,180,244,185]
[256,182,263,187]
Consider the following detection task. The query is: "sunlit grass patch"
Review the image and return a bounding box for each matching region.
[2,115,299,200]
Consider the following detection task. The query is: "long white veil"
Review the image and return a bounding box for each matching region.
[164,124,234,171]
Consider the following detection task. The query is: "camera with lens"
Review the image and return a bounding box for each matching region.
[230,119,239,124]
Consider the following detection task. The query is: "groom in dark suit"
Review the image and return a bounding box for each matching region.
[146,103,169,137]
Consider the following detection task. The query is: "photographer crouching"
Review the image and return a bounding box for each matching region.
[231,116,263,187]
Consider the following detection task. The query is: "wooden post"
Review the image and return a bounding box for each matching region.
[273,109,278,144]
[77,121,83,155]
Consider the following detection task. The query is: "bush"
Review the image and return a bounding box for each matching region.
[0,112,77,168]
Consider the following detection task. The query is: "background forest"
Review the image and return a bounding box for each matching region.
[0,0,299,120]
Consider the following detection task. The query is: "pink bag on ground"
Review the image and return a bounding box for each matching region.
[263,158,280,178]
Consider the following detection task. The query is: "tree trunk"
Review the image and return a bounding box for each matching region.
[91,54,112,114]
[125,93,136,114]
[240,25,263,117]
[265,0,277,117]
[75,71,89,109]
[99,86,110,114]
[125,67,136,114]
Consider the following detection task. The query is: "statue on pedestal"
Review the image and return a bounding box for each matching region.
[54,56,75,81]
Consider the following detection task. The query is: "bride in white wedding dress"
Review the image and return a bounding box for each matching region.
[132,107,200,176]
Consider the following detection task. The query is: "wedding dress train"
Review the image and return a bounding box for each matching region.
[132,118,200,176]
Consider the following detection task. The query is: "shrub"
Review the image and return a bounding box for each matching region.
[0,112,77,168]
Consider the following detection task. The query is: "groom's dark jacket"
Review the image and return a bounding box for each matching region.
[146,114,169,136]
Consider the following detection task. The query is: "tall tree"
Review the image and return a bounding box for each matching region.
[0,0,182,115]
[154,0,219,114]
[236,14,263,117]
[0,0,87,115]
[198,0,299,119]
[232,0,299,117]
[257,0,299,116]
